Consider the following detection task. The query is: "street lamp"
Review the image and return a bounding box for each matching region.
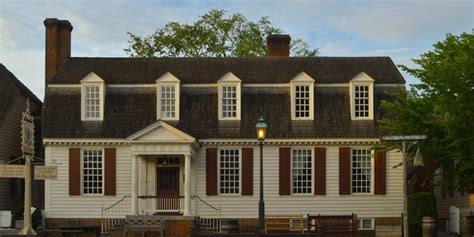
[255,117,267,235]
[382,135,427,237]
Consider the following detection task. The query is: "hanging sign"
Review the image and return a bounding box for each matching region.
[21,99,35,156]
[0,165,25,178]
[34,166,58,180]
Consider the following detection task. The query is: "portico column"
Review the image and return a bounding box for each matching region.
[183,154,192,216]
[131,155,138,214]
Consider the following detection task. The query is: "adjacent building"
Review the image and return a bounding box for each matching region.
[0,64,43,213]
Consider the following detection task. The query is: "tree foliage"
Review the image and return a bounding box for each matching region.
[125,9,318,57]
[380,32,474,191]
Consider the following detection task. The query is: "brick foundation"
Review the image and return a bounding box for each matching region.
[46,218,192,237]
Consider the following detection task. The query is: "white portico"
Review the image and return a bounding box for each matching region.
[126,121,199,216]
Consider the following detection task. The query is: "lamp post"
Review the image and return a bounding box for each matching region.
[255,117,268,236]
[382,135,427,237]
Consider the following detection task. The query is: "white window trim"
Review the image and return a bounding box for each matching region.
[156,72,180,121]
[80,72,105,121]
[350,147,375,195]
[290,72,315,120]
[218,72,241,120]
[290,147,314,195]
[350,72,374,120]
[358,218,375,230]
[80,148,105,196]
[217,147,242,195]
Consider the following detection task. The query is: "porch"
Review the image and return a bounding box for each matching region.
[136,155,190,215]
[127,121,200,217]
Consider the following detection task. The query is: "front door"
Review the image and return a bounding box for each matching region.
[156,167,180,196]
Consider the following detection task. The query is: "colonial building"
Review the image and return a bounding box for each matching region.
[0,64,43,213]
[43,18,405,236]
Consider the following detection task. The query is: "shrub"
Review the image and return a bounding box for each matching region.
[407,192,437,236]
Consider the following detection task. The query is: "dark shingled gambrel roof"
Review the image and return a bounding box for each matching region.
[43,56,404,139]
[50,57,405,84]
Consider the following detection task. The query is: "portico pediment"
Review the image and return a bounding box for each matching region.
[126,120,196,143]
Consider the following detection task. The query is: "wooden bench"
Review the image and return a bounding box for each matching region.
[307,213,357,236]
[264,214,305,234]
[123,215,165,237]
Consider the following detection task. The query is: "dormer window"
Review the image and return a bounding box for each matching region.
[85,85,100,119]
[350,72,374,120]
[218,73,241,120]
[290,72,314,120]
[156,73,180,120]
[81,72,104,121]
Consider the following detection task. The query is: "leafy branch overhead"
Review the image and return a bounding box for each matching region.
[125,9,318,57]
[380,32,474,192]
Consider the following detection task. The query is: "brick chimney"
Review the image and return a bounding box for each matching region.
[44,18,73,86]
[266,34,291,57]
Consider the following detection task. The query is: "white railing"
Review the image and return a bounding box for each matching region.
[192,195,222,233]
[101,196,131,234]
[138,195,184,214]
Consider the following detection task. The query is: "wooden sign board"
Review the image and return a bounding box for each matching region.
[34,166,58,180]
[0,165,25,178]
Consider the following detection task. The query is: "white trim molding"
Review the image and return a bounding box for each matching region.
[218,72,241,120]
[350,72,374,120]
[290,72,315,120]
[156,72,180,121]
[200,138,382,146]
[80,72,105,121]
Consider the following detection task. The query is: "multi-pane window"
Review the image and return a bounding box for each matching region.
[82,149,103,194]
[160,86,176,118]
[219,149,240,194]
[221,86,237,118]
[292,149,312,194]
[351,149,372,193]
[85,85,100,119]
[354,85,370,118]
[295,85,310,118]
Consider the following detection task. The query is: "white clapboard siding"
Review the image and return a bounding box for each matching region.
[44,145,132,218]
[195,146,403,218]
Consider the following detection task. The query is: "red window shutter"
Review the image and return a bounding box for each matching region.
[206,148,218,196]
[339,147,351,195]
[279,147,291,195]
[69,148,81,196]
[242,148,253,196]
[314,148,326,195]
[374,148,386,195]
[104,148,116,196]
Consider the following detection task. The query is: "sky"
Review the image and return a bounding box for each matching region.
[0,0,473,99]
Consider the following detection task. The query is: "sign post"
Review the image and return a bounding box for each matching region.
[382,135,427,237]
[18,99,36,235]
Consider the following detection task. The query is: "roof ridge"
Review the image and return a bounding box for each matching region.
[69,56,391,59]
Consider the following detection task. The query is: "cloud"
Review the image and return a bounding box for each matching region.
[326,0,473,43]
[1,0,471,98]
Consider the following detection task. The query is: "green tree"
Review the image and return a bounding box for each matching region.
[125,9,318,57]
[381,32,474,191]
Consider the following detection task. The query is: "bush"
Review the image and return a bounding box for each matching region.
[407,192,437,236]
